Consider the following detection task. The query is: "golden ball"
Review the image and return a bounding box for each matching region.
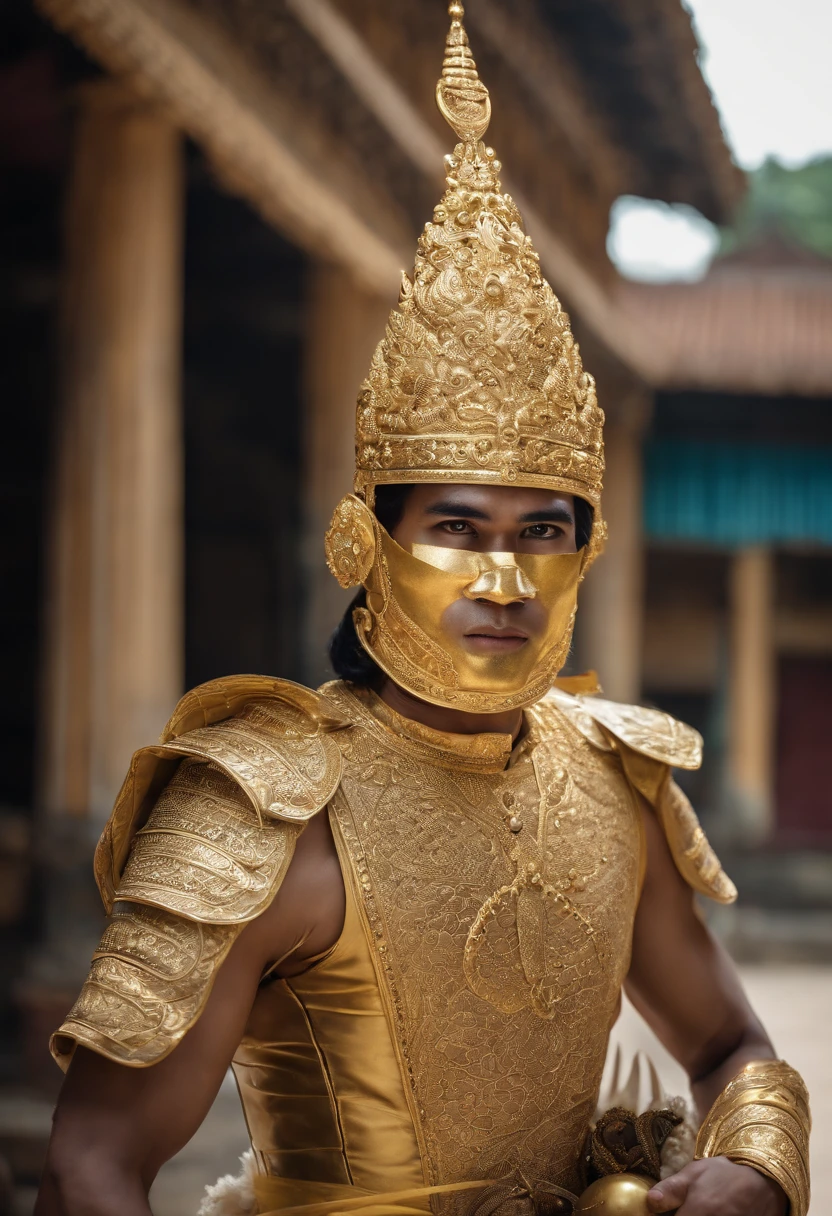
[573,1174,653,1214]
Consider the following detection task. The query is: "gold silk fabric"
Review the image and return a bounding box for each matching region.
[321,683,644,1200]
[353,5,605,521]
[234,853,428,1211]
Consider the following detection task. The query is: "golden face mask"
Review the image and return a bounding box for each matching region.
[325,494,585,713]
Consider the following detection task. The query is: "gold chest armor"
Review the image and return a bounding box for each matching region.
[325,685,643,1195]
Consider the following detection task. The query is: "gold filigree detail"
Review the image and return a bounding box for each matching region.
[354,7,605,519]
[543,689,736,905]
[51,901,240,1069]
[463,730,612,1021]
[696,1060,811,1216]
[561,693,704,771]
[116,759,304,923]
[163,699,343,822]
[325,494,376,589]
[326,681,642,1196]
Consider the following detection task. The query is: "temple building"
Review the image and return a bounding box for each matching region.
[617,237,832,952]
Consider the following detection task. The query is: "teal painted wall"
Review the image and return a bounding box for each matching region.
[644,441,832,547]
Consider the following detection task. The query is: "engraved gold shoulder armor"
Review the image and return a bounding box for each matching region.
[52,678,350,1071]
[51,894,240,1069]
[543,689,737,905]
[95,675,350,917]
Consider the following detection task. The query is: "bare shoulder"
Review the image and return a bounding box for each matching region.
[245,808,346,978]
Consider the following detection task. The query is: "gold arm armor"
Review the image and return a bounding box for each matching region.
[696,1059,811,1216]
[95,676,349,914]
[51,678,350,1071]
[549,688,737,905]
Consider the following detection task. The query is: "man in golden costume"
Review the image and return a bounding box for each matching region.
[36,7,810,1216]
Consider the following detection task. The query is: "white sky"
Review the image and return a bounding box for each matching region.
[608,0,832,281]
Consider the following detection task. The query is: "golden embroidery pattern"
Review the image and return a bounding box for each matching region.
[546,690,736,904]
[326,683,642,1199]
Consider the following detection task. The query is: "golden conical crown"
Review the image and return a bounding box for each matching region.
[355,3,605,512]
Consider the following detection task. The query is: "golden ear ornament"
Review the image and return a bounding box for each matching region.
[324,495,377,590]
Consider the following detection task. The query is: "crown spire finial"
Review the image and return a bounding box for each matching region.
[436,2,491,143]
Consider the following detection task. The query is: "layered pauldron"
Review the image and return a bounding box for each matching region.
[696,1059,811,1216]
[52,678,350,1069]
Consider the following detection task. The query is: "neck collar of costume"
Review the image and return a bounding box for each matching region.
[323,681,525,774]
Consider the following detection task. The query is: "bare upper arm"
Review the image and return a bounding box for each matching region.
[625,795,771,1081]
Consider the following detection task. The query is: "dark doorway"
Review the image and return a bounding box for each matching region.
[183,154,306,688]
[776,655,832,844]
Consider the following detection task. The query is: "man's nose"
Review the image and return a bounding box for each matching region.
[462,565,538,605]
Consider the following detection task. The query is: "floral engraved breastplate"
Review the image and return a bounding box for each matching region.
[325,685,643,1196]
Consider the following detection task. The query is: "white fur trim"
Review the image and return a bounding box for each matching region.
[197,1149,258,1216]
[659,1094,697,1180]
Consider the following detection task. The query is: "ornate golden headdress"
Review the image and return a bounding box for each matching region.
[354,1,605,517]
[326,3,606,712]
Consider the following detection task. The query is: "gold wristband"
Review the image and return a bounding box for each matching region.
[695,1059,811,1216]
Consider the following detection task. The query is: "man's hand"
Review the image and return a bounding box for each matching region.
[646,1158,787,1215]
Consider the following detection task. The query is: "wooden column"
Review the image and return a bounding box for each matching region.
[728,546,776,841]
[22,82,184,1087]
[40,81,184,825]
[302,262,391,685]
[578,416,646,704]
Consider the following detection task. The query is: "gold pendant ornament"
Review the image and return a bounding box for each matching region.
[326,492,586,711]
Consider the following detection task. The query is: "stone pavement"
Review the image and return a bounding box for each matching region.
[149,965,830,1215]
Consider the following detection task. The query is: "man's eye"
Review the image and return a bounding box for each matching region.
[440,520,475,534]
[523,524,562,539]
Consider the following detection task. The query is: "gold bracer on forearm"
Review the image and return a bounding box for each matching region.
[695,1059,811,1216]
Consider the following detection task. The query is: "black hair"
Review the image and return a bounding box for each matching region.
[574,495,593,552]
[328,485,413,687]
[327,487,595,686]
